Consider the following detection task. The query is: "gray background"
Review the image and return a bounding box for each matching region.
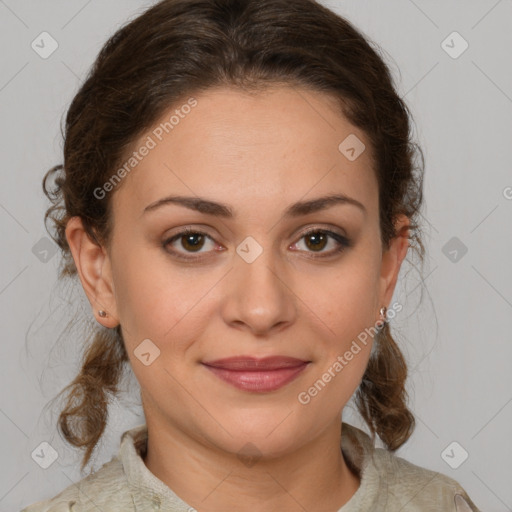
[1,1,511,510]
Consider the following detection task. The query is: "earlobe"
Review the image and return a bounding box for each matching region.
[65,216,119,327]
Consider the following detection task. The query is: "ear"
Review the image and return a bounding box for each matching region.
[65,216,120,328]
[378,214,410,311]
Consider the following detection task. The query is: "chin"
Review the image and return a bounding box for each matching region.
[208,417,307,459]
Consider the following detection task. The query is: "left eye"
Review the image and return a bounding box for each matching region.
[163,228,350,261]
[291,229,350,256]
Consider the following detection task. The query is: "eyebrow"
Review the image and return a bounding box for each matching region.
[142,193,367,218]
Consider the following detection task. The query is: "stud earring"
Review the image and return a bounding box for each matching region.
[379,306,387,324]
[98,310,107,318]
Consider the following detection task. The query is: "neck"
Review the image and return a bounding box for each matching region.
[143,418,360,512]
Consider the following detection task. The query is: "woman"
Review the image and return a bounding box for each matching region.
[22,0,482,510]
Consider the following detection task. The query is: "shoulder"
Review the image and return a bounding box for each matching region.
[371,447,481,511]
[20,457,133,512]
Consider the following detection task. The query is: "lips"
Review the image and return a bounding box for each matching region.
[202,355,310,370]
[201,356,311,392]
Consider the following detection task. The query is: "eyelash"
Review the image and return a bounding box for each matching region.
[162,227,351,262]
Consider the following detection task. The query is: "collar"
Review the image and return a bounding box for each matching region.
[119,421,385,511]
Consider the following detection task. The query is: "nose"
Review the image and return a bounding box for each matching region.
[220,246,297,336]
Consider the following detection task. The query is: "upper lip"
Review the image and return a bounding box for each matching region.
[202,356,310,370]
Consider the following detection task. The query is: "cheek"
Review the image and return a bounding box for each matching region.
[308,268,379,392]
[111,244,216,348]
[110,242,173,340]
[314,258,381,336]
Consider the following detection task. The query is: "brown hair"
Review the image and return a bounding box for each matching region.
[43,0,424,471]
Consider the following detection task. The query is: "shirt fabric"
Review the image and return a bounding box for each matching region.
[21,422,482,511]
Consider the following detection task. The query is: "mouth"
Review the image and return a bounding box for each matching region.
[201,356,311,392]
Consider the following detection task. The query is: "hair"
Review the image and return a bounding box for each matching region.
[42,0,425,471]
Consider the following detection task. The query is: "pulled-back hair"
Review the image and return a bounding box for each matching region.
[43,0,424,471]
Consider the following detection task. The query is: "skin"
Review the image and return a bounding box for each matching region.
[66,85,410,512]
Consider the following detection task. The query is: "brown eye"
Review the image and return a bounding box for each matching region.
[304,231,328,252]
[163,228,216,260]
[163,227,351,262]
[292,229,351,258]
[179,232,206,252]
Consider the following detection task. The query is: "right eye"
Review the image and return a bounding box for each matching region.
[162,227,219,261]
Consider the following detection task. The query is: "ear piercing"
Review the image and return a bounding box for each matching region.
[99,308,388,321]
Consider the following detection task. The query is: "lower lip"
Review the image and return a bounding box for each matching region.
[202,363,310,392]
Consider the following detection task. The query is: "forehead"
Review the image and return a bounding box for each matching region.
[111,85,378,222]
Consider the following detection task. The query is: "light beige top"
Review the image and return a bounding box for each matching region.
[21,422,482,511]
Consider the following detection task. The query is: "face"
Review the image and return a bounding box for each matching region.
[67,85,409,458]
